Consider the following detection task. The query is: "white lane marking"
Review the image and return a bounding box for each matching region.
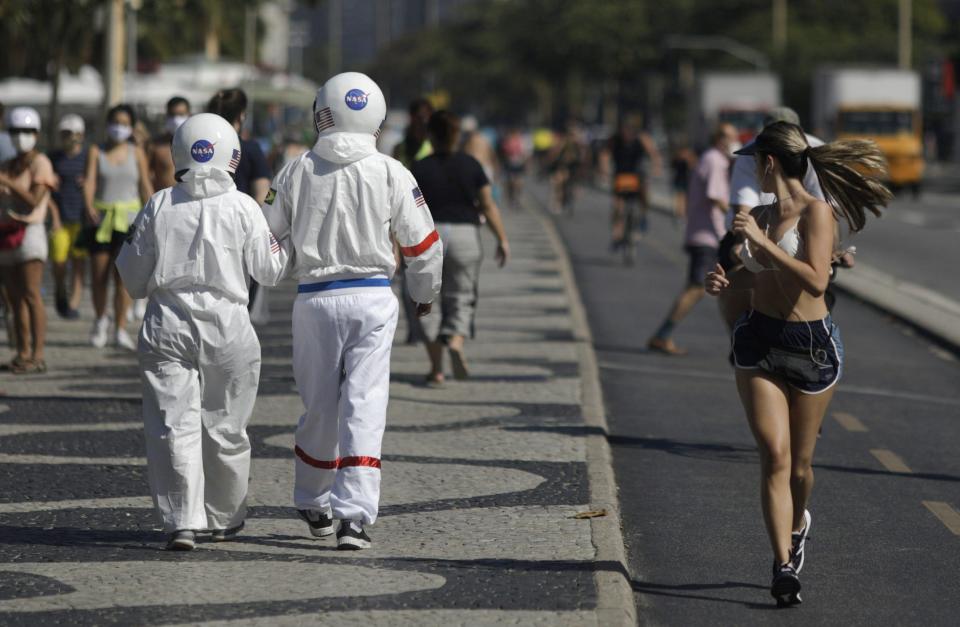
[922,501,960,536]
[597,360,960,407]
[870,449,912,474]
[0,454,145,465]
[833,412,868,432]
[928,345,958,362]
[0,422,140,436]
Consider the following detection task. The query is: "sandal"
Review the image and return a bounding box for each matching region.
[12,358,47,375]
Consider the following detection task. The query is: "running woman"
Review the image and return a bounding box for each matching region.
[262,72,442,550]
[705,122,891,606]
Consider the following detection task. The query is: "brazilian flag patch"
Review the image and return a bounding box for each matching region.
[265,188,277,205]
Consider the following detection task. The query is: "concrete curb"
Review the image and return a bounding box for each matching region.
[533,203,638,626]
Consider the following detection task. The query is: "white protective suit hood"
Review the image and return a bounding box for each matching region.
[312,132,378,165]
[178,165,237,199]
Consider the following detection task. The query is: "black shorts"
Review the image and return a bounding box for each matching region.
[685,245,717,287]
[86,230,127,258]
[732,310,844,395]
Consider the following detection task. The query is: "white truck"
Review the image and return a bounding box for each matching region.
[812,67,923,190]
[689,72,781,149]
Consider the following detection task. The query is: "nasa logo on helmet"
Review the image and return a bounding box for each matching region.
[344,89,369,111]
[191,139,215,163]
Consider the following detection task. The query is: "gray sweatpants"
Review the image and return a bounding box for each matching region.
[418,222,483,341]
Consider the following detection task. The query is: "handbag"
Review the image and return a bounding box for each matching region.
[0,222,26,250]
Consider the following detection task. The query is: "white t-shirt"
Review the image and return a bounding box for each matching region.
[727,133,825,229]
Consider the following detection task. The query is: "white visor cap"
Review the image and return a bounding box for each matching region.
[58,113,86,134]
[8,106,41,131]
[313,72,386,137]
[172,113,242,176]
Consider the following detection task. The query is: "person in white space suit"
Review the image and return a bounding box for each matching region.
[116,113,289,551]
[262,72,442,550]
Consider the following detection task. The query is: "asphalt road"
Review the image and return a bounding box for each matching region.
[542,181,960,624]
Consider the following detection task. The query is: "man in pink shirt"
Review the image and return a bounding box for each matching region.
[648,123,737,355]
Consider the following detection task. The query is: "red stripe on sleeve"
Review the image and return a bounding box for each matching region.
[399,230,439,258]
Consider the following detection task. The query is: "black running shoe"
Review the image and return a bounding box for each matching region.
[166,530,196,551]
[771,561,802,607]
[297,509,335,538]
[791,509,812,573]
[211,522,244,542]
[336,520,371,550]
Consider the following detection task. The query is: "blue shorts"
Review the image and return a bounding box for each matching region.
[732,310,844,395]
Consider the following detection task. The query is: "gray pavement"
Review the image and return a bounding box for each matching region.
[0,208,632,625]
[537,180,960,623]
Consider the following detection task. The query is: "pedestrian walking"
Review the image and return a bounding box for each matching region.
[148,96,191,191]
[82,104,153,350]
[262,72,442,550]
[497,127,529,208]
[546,121,586,214]
[412,110,510,385]
[648,123,738,355]
[116,113,289,551]
[705,121,890,606]
[47,113,89,319]
[0,107,54,374]
[207,88,273,324]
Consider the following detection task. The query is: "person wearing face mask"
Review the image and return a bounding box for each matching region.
[647,123,738,356]
[0,107,56,374]
[148,96,191,191]
[117,113,289,550]
[47,114,89,319]
[83,103,153,350]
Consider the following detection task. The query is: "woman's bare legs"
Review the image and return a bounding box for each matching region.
[736,369,794,565]
[113,266,131,332]
[20,260,46,362]
[788,386,834,530]
[425,340,444,383]
[90,251,111,319]
[1,266,28,361]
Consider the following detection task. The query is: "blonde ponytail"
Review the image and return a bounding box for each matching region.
[807,140,891,232]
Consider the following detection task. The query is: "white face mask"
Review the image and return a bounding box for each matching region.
[12,132,37,153]
[107,124,133,142]
[165,115,188,134]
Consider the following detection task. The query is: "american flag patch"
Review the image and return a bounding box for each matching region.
[412,187,426,207]
[269,232,280,254]
[228,148,241,171]
[315,107,335,133]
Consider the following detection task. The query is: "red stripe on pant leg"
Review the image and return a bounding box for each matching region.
[399,230,439,257]
[338,456,381,469]
[294,445,338,469]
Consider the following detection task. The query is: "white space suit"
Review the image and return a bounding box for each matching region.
[116,114,288,538]
[262,73,442,533]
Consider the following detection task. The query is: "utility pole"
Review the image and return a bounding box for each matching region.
[772,0,787,56]
[105,0,125,108]
[328,0,342,76]
[127,0,141,75]
[898,0,912,69]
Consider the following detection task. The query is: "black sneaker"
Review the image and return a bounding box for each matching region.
[166,530,196,551]
[297,509,335,538]
[336,520,371,550]
[211,522,244,542]
[771,561,802,607]
[791,509,812,573]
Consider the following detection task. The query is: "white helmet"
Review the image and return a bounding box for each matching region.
[58,113,85,134]
[313,72,386,137]
[172,113,241,176]
[7,106,41,131]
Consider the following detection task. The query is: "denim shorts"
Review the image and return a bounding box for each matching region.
[732,310,844,395]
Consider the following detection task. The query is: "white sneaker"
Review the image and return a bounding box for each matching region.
[90,317,109,348]
[115,327,137,351]
[133,299,147,321]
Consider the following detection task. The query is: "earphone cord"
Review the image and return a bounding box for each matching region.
[762,206,832,368]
